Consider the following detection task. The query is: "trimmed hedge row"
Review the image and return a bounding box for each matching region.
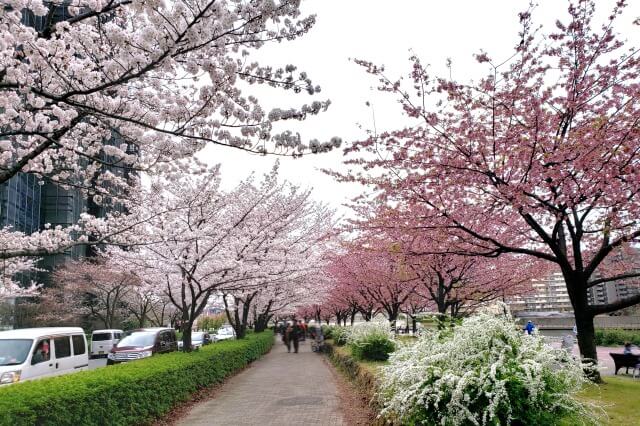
[0,331,274,426]
[595,328,640,346]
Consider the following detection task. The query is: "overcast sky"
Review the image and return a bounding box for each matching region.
[198,0,640,214]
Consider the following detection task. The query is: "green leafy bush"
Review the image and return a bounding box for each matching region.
[595,328,640,346]
[0,331,273,426]
[351,335,395,361]
[332,326,350,346]
[321,324,334,340]
[347,321,395,361]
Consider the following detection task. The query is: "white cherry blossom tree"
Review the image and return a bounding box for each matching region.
[0,0,340,296]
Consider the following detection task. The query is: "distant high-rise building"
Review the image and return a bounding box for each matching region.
[587,247,640,306]
[509,271,573,313]
[510,257,640,313]
[588,274,640,307]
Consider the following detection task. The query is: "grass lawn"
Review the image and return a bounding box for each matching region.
[332,343,387,375]
[561,376,640,425]
[396,334,418,344]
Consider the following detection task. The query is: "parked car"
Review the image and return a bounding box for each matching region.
[90,329,123,359]
[177,332,212,350]
[213,326,236,342]
[0,327,89,386]
[107,328,177,365]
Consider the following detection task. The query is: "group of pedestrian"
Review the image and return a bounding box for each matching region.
[277,319,324,353]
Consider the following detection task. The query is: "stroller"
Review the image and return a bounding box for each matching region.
[310,327,325,352]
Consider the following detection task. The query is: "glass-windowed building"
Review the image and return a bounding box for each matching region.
[0,174,88,287]
[0,174,41,235]
[0,2,138,327]
[39,181,88,275]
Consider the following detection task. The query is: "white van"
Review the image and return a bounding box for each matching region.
[90,329,123,358]
[0,327,89,386]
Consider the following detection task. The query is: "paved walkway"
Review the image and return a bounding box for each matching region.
[178,337,345,426]
[546,340,626,376]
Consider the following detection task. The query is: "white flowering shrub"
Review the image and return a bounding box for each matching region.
[347,321,396,361]
[328,326,350,346]
[378,307,598,425]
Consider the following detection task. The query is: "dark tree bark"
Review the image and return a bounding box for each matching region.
[223,293,256,339]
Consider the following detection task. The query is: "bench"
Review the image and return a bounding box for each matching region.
[609,353,640,375]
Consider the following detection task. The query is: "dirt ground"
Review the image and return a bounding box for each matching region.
[324,358,379,426]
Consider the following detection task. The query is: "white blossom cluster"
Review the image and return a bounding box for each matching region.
[346,319,394,346]
[0,255,40,301]
[0,0,340,196]
[378,306,600,425]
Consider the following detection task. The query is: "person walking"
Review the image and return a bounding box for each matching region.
[290,319,302,353]
[283,321,292,352]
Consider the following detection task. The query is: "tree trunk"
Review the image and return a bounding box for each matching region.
[565,273,601,382]
[412,317,417,334]
[255,312,272,332]
[350,310,356,326]
[388,310,398,332]
[361,309,373,321]
[181,321,193,352]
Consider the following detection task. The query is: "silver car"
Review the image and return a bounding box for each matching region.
[213,327,236,342]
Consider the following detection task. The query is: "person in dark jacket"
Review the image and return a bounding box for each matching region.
[283,321,292,352]
[289,319,302,353]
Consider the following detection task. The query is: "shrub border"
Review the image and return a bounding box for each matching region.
[323,340,392,425]
[0,331,274,426]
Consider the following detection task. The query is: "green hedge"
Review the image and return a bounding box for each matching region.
[594,328,640,346]
[350,336,395,362]
[0,331,273,426]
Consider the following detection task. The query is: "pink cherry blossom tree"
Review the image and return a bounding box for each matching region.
[250,271,331,332]
[327,237,419,329]
[343,1,640,369]
[37,258,137,328]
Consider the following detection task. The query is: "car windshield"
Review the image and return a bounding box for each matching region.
[117,332,155,348]
[0,339,33,366]
[92,333,112,341]
[219,328,233,335]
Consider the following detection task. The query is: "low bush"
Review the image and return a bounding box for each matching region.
[595,328,640,346]
[378,305,599,426]
[347,321,395,361]
[331,326,350,346]
[0,331,273,426]
[321,324,334,340]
